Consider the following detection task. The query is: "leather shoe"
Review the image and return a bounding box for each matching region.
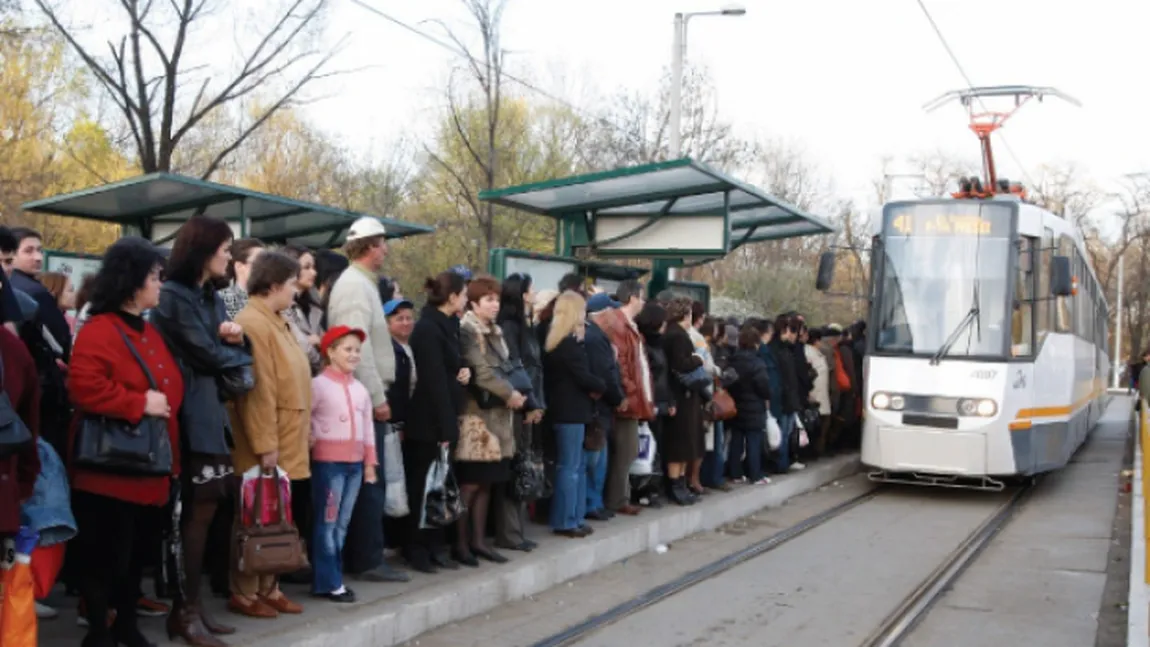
[259,592,303,615]
[471,545,509,563]
[584,509,611,521]
[616,504,642,516]
[226,595,276,619]
[430,550,460,570]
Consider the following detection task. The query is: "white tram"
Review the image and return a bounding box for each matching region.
[856,196,1109,490]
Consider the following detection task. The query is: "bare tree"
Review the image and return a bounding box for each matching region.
[907,148,978,196]
[422,0,508,255]
[33,0,339,179]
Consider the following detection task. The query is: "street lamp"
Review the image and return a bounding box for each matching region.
[668,4,747,159]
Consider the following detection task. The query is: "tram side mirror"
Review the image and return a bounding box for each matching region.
[1050,255,1073,296]
[815,252,836,291]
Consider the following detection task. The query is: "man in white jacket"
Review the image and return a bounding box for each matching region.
[326,216,409,583]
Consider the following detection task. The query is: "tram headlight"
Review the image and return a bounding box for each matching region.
[871,392,892,410]
[889,395,906,411]
[957,398,998,417]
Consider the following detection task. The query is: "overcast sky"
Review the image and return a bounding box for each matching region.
[302,0,1147,228]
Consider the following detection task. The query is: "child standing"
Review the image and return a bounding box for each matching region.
[309,325,378,603]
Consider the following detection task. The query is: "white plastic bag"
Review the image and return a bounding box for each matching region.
[630,423,657,476]
[381,426,408,518]
[798,427,810,448]
[765,415,782,451]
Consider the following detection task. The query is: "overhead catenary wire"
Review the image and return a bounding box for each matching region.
[350,0,651,151]
[912,0,1038,188]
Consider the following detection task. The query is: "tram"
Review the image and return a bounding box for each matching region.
[818,86,1110,490]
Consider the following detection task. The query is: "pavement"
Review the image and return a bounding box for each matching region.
[39,453,859,647]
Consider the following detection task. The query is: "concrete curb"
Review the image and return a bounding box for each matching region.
[245,454,859,647]
[1129,402,1148,647]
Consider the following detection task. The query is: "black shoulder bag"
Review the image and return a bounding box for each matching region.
[73,327,174,476]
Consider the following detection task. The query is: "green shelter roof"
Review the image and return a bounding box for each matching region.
[21,172,435,248]
[478,158,836,241]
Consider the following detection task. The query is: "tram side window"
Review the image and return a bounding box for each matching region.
[1055,236,1074,333]
[1012,237,1034,356]
[1036,228,1053,342]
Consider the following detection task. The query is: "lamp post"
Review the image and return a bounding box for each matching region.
[668,5,746,159]
[667,5,745,282]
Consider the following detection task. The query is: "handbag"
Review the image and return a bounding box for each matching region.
[0,354,33,454]
[421,444,465,529]
[583,416,607,451]
[508,448,548,502]
[73,328,173,476]
[708,378,737,422]
[472,359,535,410]
[234,468,308,576]
[217,364,255,401]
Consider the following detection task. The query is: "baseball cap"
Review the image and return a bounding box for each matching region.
[320,325,366,356]
[383,298,414,317]
[586,292,619,314]
[345,216,387,242]
[448,264,473,281]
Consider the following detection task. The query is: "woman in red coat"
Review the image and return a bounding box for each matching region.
[67,237,183,647]
[0,317,41,535]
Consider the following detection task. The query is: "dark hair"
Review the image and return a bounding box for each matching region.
[10,227,40,248]
[615,279,644,305]
[655,289,676,304]
[315,250,349,291]
[634,302,667,337]
[227,238,266,282]
[498,273,530,328]
[378,276,397,303]
[88,237,166,316]
[750,318,774,337]
[247,251,300,297]
[424,271,466,307]
[808,327,823,343]
[166,216,234,286]
[737,326,762,350]
[691,300,706,324]
[558,273,585,296]
[699,315,718,339]
[774,314,797,336]
[74,273,97,314]
[665,297,693,323]
[0,226,16,254]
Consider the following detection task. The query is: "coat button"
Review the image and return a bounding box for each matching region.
[157,364,164,369]
[163,378,169,385]
[149,349,155,355]
[340,414,348,422]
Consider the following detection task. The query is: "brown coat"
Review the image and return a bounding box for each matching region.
[593,307,656,421]
[459,310,515,460]
[229,298,313,480]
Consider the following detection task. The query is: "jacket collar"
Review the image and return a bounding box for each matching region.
[461,310,495,336]
[322,366,354,384]
[247,296,289,329]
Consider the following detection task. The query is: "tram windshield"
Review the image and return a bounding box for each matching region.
[874,202,1015,359]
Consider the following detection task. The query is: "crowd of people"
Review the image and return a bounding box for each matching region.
[0,215,869,647]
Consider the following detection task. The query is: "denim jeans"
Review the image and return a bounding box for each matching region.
[702,422,727,487]
[550,424,587,531]
[770,414,795,473]
[727,426,764,482]
[585,446,607,514]
[343,421,389,574]
[311,461,363,594]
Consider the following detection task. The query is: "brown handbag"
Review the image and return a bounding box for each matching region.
[234,470,309,576]
[709,378,738,422]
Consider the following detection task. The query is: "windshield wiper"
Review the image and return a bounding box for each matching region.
[930,284,980,365]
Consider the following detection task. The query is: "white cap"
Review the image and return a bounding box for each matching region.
[346,216,387,242]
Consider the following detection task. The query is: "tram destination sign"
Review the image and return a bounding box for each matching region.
[883,204,1011,238]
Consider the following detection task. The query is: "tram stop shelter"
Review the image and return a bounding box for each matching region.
[487,247,648,296]
[478,157,837,297]
[21,172,435,249]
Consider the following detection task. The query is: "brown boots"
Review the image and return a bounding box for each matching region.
[165,601,233,647]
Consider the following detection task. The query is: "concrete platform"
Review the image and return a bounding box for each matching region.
[39,454,859,647]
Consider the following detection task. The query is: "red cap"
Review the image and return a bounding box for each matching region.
[320,325,366,356]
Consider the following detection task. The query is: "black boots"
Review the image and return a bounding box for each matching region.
[669,477,697,506]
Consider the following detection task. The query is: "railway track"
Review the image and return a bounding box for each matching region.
[529,480,1034,647]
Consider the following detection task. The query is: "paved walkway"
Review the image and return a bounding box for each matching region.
[39,454,858,647]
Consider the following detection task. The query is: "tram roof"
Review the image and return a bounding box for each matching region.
[21,173,435,247]
[478,158,837,242]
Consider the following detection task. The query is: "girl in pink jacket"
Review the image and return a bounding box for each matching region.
[310,325,378,602]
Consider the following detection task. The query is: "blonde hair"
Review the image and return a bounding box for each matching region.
[545,290,585,352]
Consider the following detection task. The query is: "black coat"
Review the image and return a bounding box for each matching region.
[543,334,606,425]
[407,305,467,444]
[644,333,673,416]
[768,339,804,415]
[727,349,771,431]
[662,322,704,462]
[11,270,71,361]
[151,280,252,455]
[500,317,544,409]
[386,338,413,425]
[585,321,624,431]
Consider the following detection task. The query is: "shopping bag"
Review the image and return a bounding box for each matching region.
[420,444,464,529]
[766,415,782,451]
[381,426,409,518]
[239,466,292,527]
[630,423,657,476]
[0,526,38,647]
[29,543,65,600]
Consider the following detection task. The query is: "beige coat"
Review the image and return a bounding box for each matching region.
[459,310,516,460]
[229,298,313,480]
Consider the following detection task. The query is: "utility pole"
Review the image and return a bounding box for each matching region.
[1114,254,1124,389]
